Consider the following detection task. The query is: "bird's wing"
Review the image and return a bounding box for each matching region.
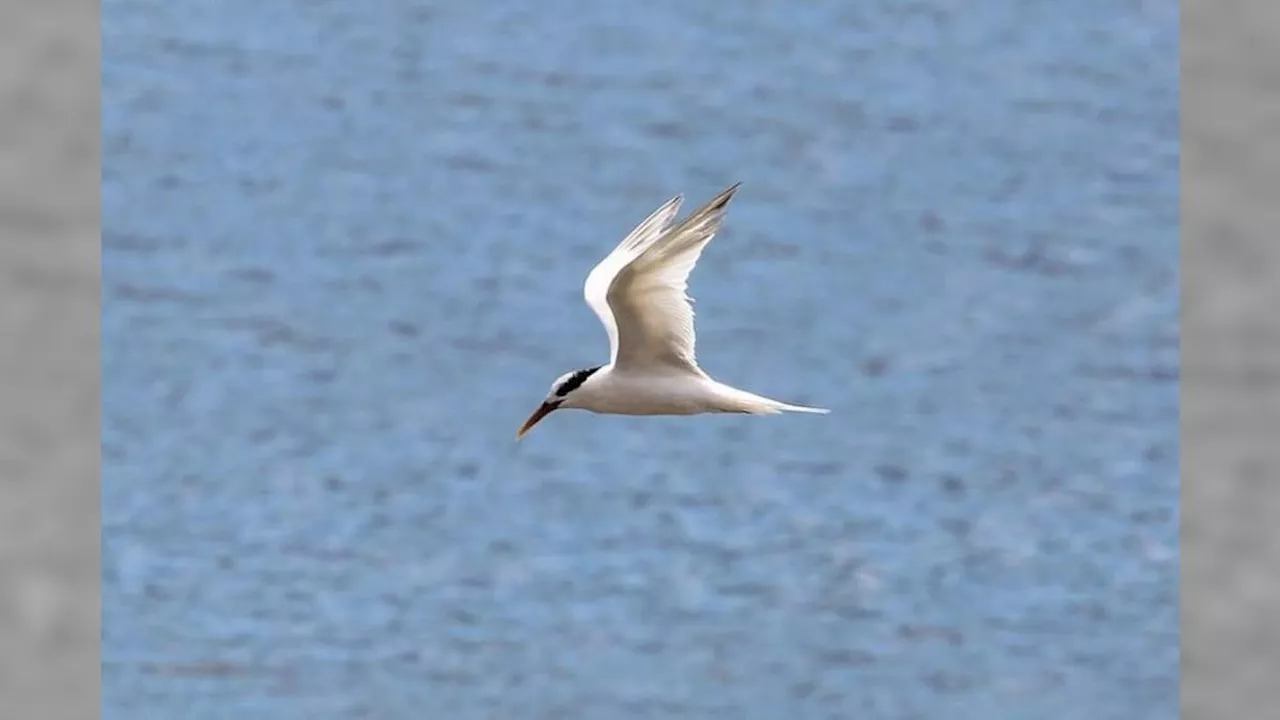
[585,183,741,373]
[584,193,684,364]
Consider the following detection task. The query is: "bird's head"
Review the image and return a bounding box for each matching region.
[516,366,602,439]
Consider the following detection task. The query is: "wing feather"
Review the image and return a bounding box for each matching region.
[583,194,684,363]
[597,183,741,373]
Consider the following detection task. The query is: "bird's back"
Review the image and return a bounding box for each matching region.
[580,366,826,416]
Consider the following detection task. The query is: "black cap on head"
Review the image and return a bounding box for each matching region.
[555,366,601,397]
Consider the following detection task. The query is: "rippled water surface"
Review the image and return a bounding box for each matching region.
[103,1,1179,718]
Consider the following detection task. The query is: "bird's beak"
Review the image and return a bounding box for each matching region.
[516,401,558,440]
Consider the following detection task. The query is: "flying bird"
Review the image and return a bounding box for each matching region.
[517,183,829,439]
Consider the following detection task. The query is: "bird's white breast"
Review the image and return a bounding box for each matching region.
[574,367,722,416]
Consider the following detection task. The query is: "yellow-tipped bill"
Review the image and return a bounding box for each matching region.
[516,401,558,439]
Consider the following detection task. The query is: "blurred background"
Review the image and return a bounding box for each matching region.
[102,1,1179,718]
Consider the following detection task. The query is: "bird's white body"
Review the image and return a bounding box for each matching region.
[517,183,828,438]
[558,366,821,416]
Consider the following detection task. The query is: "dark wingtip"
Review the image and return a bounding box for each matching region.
[711,182,743,209]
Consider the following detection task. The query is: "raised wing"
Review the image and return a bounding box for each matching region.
[587,183,741,373]
[584,193,684,364]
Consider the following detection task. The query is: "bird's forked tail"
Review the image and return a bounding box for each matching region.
[713,383,830,415]
[772,402,831,414]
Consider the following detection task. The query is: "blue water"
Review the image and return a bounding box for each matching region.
[102,1,1180,717]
